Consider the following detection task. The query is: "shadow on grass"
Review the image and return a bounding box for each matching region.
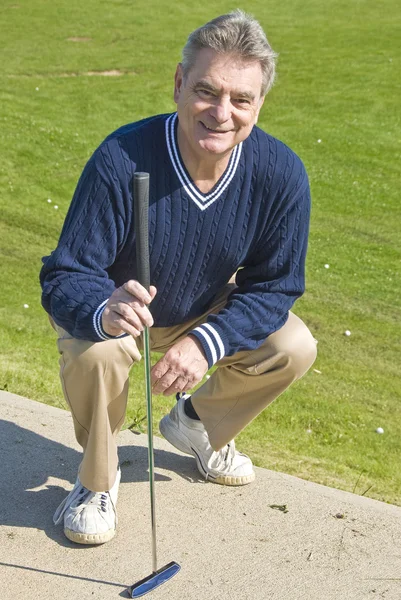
[0,419,202,548]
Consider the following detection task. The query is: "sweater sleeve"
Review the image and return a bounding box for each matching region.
[40,148,129,341]
[189,165,311,368]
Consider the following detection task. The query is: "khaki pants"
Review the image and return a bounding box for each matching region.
[52,285,317,491]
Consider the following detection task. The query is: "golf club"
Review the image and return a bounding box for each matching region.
[128,171,180,598]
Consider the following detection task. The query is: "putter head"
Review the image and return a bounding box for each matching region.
[128,561,180,598]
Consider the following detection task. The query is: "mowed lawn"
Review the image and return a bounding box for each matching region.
[0,0,400,504]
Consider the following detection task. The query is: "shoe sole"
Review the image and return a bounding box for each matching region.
[159,415,255,486]
[64,527,116,545]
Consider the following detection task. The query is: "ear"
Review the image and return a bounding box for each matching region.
[174,63,184,103]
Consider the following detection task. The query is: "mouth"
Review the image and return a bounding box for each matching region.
[199,122,231,134]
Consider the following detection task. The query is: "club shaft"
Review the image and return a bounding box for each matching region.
[143,325,157,573]
[133,171,158,574]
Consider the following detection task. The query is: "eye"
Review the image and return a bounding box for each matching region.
[197,88,215,98]
[234,98,251,105]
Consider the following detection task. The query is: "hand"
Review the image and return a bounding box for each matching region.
[151,335,208,396]
[102,280,157,337]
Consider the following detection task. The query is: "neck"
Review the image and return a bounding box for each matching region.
[177,126,232,194]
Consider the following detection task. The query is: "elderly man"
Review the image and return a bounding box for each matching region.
[41,10,317,545]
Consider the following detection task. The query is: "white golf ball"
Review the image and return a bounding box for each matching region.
[47,198,52,203]
[324,264,330,269]
[54,205,59,209]
[23,304,29,308]
[317,139,322,143]
[376,427,384,434]
[344,330,351,336]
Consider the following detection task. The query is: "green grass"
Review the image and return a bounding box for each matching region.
[1,0,400,505]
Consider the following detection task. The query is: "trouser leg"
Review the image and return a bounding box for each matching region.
[53,322,141,491]
[191,311,317,450]
[149,285,317,452]
[52,283,316,486]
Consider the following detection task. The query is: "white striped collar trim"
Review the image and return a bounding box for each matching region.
[165,113,242,211]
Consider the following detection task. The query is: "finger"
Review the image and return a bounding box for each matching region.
[111,298,154,328]
[107,312,142,338]
[114,288,147,307]
[109,285,156,322]
[113,303,147,332]
[151,360,169,386]
[130,302,154,327]
[123,280,154,304]
[163,376,190,397]
[152,371,180,394]
[112,289,154,327]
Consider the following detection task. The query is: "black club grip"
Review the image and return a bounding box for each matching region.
[133,172,150,291]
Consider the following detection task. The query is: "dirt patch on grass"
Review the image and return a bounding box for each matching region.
[60,69,134,77]
[8,70,136,78]
[86,70,126,76]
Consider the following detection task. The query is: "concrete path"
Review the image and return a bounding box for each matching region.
[1,390,400,600]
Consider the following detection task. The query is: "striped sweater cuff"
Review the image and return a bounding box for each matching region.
[93,300,128,341]
[189,323,226,368]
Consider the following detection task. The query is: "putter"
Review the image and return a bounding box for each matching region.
[128,172,180,598]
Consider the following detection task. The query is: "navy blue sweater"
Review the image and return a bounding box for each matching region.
[40,113,311,368]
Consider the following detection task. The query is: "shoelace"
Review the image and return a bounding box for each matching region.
[53,484,114,525]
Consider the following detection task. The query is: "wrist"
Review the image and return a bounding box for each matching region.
[188,324,226,368]
[187,334,208,363]
[95,300,126,340]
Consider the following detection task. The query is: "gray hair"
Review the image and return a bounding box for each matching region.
[181,10,278,97]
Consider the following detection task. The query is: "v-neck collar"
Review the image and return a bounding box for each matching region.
[165,113,242,211]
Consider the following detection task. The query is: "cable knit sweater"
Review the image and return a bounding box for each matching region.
[40,113,311,368]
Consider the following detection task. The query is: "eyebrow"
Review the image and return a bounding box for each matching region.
[194,80,256,101]
[194,81,218,93]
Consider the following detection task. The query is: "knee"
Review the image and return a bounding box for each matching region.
[282,324,317,380]
[58,335,141,371]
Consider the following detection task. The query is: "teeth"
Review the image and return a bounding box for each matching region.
[204,124,226,132]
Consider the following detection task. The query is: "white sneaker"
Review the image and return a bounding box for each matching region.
[159,395,255,486]
[53,467,120,544]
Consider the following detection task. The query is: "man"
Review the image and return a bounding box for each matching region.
[41,10,317,545]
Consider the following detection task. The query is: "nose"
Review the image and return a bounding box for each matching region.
[210,96,231,124]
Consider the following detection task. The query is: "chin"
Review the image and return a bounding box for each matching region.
[198,138,233,156]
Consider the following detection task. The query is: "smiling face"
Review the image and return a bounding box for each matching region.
[174,48,265,163]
